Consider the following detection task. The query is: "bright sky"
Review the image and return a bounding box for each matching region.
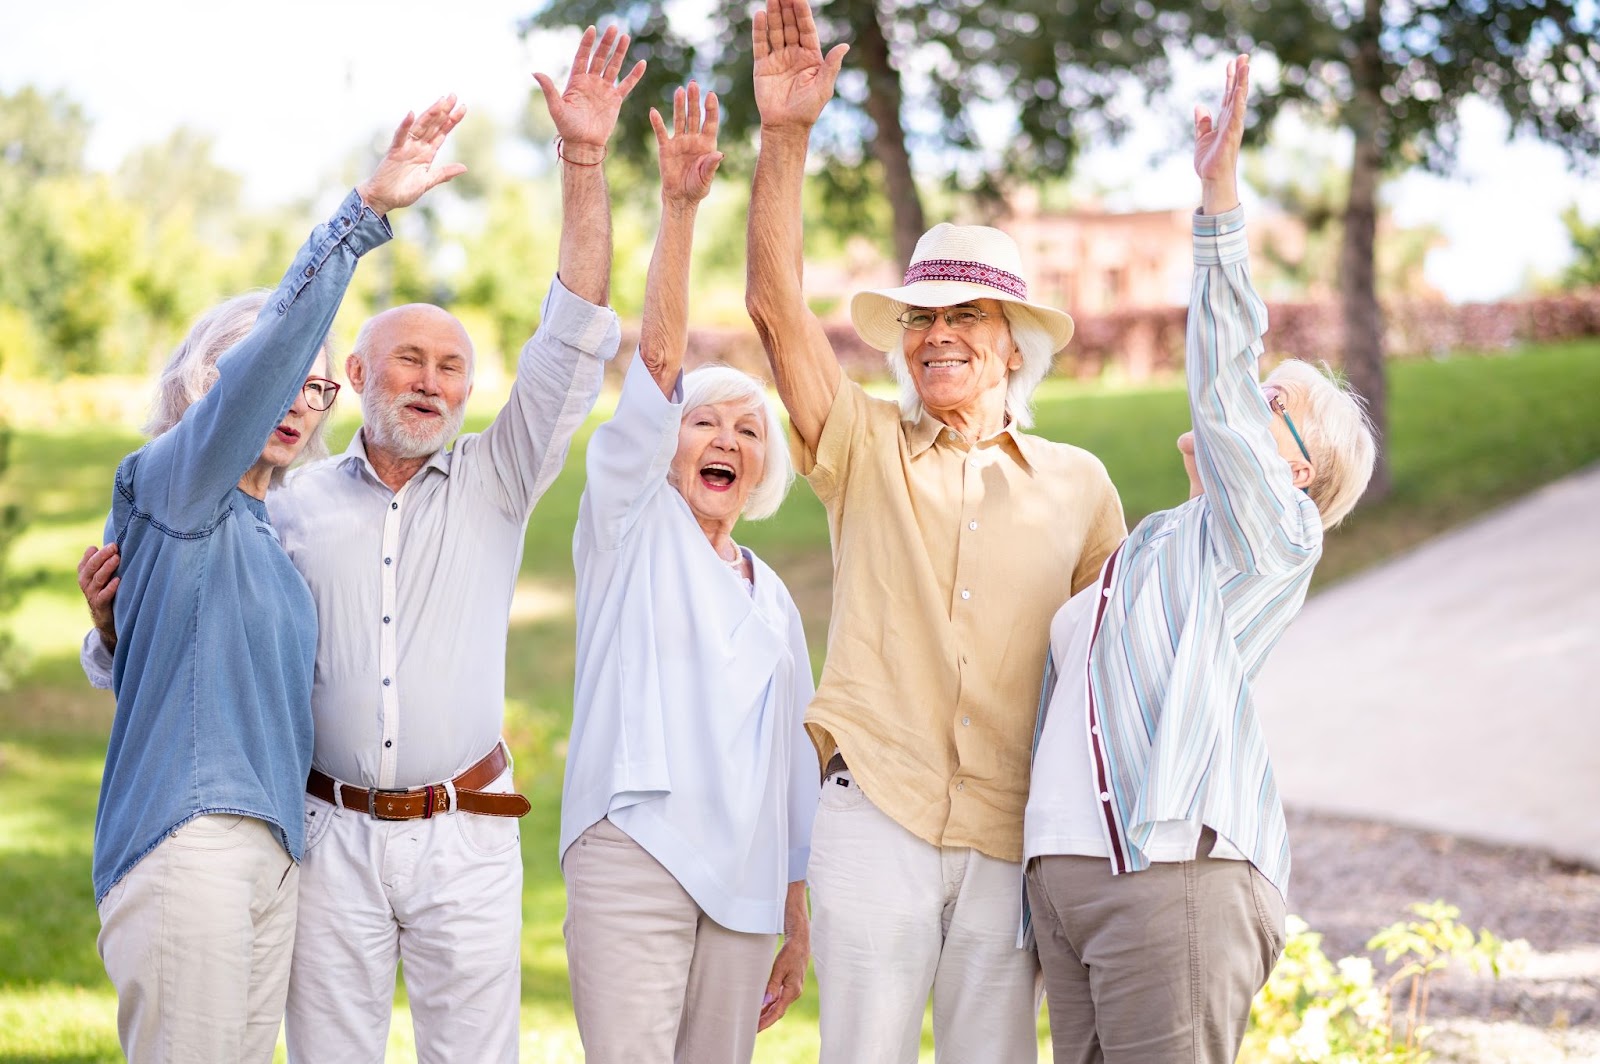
[4,0,1596,302]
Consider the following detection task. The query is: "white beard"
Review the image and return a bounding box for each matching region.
[362,385,465,459]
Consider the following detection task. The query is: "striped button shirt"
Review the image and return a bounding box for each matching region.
[1034,205,1321,900]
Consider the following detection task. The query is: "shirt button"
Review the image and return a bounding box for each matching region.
[1099,791,1111,802]
[1091,725,1101,736]
[384,739,393,748]
[956,781,965,791]
[961,716,971,726]
[304,265,316,278]
[383,615,391,624]
[382,677,392,687]
[968,521,978,530]
[391,501,399,510]
[960,589,971,600]
[385,557,392,565]
[1102,587,1112,597]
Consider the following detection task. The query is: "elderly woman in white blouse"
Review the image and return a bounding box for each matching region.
[559,83,818,1064]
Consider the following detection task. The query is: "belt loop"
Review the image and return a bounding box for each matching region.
[332,780,347,812]
[442,778,458,815]
[499,737,514,774]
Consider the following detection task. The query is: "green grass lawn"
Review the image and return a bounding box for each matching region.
[2,341,1598,1062]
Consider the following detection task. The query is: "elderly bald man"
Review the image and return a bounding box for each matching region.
[79,26,643,1063]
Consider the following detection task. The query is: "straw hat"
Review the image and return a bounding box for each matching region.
[849,223,1075,354]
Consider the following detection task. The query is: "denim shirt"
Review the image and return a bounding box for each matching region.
[93,190,391,903]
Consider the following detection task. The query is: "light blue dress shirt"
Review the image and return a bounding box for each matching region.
[562,355,819,935]
[93,190,390,902]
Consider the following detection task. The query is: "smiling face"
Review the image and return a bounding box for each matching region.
[668,398,769,532]
[348,304,474,460]
[256,351,333,470]
[899,298,1022,427]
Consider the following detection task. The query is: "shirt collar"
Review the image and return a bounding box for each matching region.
[339,428,452,483]
[904,410,1039,472]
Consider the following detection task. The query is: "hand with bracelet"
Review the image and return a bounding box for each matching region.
[534,24,646,166]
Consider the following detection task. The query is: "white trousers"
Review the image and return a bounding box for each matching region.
[809,771,1042,1064]
[284,767,524,1064]
[96,813,299,1064]
[562,818,778,1064]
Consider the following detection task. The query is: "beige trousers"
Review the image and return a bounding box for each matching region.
[96,814,299,1064]
[1024,838,1287,1064]
[808,771,1043,1064]
[562,818,778,1064]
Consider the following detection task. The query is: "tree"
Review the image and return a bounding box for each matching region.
[522,0,1224,265]
[1558,204,1600,290]
[1221,0,1600,499]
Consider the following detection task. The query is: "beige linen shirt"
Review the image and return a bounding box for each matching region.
[797,379,1126,862]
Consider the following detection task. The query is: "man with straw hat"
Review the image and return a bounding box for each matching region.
[744,0,1125,1058]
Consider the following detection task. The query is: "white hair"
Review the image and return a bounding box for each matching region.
[145,290,336,484]
[1265,359,1378,529]
[679,365,795,521]
[887,303,1059,429]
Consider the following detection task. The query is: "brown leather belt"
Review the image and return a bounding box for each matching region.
[306,744,531,821]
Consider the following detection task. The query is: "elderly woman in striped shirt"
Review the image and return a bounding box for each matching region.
[558,83,818,1064]
[1021,56,1378,1064]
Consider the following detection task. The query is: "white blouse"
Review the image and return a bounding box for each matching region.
[561,354,819,934]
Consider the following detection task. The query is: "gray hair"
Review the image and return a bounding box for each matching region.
[1265,359,1378,529]
[679,365,795,521]
[888,303,1059,429]
[145,290,336,483]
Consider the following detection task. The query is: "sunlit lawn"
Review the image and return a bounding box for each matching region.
[3,340,1599,1061]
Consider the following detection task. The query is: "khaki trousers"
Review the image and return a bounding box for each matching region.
[563,818,778,1064]
[809,772,1043,1064]
[96,814,298,1064]
[1024,839,1286,1064]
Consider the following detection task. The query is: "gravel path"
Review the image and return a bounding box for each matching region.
[1286,809,1600,1062]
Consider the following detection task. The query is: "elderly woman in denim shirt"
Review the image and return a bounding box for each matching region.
[560,84,818,1064]
[87,98,465,1064]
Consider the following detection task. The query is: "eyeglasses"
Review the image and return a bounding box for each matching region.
[303,376,341,412]
[1263,385,1311,464]
[896,306,993,331]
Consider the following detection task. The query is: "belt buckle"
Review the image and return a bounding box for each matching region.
[366,786,413,821]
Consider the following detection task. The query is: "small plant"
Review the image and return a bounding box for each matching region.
[1243,901,1522,1063]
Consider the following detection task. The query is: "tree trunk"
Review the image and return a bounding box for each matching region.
[839,0,925,267]
[1339,0,1392,501]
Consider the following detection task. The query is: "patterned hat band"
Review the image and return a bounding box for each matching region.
[901,259,1028,300]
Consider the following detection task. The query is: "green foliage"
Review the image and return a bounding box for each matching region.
[1246,904,1520,1063]
[1559,204,1600,290]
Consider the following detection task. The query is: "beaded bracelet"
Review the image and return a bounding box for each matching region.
[555,137,606,167]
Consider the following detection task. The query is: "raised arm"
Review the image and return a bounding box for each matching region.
[535,25,646,305]
[468,30,641,519]
[1188,56,1319,574]
[639,82,723,396]
[744,0,850,450]
[145,97,466,522]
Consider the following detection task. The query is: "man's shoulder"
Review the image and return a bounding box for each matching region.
[1012,430,1115,482]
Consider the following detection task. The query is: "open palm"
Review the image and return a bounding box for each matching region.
[359,95,468,216]
[1194,55,1250,184]
[752,0,849,130]
[534,25,646,150]
[652,82,723,206]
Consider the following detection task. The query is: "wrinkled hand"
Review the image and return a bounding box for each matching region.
[651,82,723,207]
[77,543,119,653]
[752,0,848,132]
[534,25,646,155]
[757,934,807,1032]
[357,95,469,217]
[1194,54,1249,214]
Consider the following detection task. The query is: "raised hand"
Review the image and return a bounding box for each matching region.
[534,25,647,158]
[1194,54,1249,214]
[650,82,723,207]
[752,0,849,132]
[356,96,468,217]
